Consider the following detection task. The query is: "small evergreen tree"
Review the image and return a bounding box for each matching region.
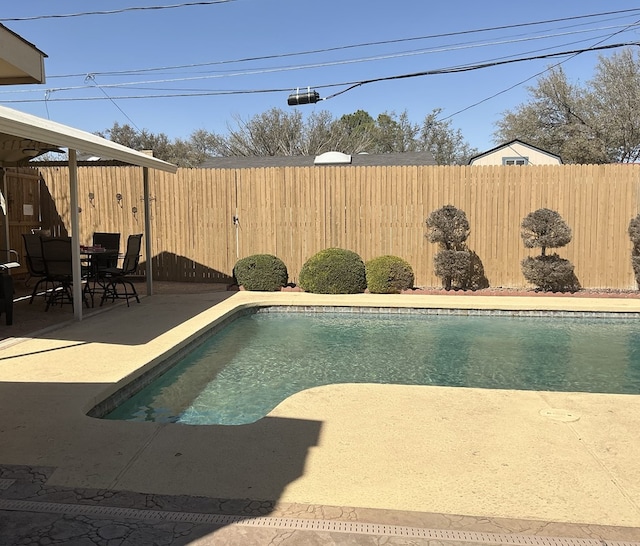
[426,205,471,290]
[520,208,578,292]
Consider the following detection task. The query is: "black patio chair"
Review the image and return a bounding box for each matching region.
[0,266,14,325]
[40,237,90,311]
[100,234,143,307]
[92,232,120,269]
[87,232,121,291]
[22,233,51,303]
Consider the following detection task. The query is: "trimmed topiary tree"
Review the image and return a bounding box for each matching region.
[520,208,579,292]
[520,208,572,255]
[233,254,288,291]
[426,205,472,290]
[365,255,415,294]
[298,248,366,294]
[628,214,640,287]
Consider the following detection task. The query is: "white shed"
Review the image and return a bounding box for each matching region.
[468,140,562,166]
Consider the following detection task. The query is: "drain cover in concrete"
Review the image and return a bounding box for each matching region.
[540,408,581,422]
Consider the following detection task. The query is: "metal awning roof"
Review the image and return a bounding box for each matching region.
[0,104,178,172]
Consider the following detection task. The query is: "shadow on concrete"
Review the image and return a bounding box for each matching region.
[0,379,322,543]
[0,284,237,346]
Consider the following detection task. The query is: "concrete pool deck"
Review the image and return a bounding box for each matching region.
[0,289,639,542]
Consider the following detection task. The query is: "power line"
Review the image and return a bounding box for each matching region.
[84,74,142,133]
[0,22,632,99]
[34,8,640,80]
[438,12,640,122]
[1,41,635,104]
[43,22,636,82]
[320,41,639,100]
[0,1,236,22]
[26,33,620,94]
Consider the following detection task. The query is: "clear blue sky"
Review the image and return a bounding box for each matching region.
[2,1,640,152]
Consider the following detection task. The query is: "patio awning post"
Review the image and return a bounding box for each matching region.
[69,149,83,320]
[0,168,9,259]
[143,166,153,296]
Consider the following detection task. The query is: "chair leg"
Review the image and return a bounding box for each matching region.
[122,280,140,306]
[100,281,116,306]
[44,282,77,311]
[29,278,49,303]
[100,278,139,307]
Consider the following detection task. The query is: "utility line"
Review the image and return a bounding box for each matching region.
[84,74,142,133]
[0,1,236,22]
[32,9,640,80]
[2,41,636,104]
[0,25,632,98]
[438,13,640,122]
[45,22,637,81]
[320,41,639,100]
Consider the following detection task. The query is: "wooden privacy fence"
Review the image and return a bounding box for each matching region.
[30,163,640,290]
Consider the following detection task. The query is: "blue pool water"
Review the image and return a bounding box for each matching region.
[104,311,640,425]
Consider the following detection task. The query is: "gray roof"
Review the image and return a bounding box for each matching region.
[200,151,436,169]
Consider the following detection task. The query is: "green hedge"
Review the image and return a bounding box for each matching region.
[365,255,414,294]
[298,248,366,294]
[233,254,288,291]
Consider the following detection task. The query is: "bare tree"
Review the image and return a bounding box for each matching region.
[495,49,640,164]
[99,106,477,164]
[419,108,478,165]
[494,67,607,164]
[590,49,640,163]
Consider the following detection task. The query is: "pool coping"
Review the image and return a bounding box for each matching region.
[0,290,639,537]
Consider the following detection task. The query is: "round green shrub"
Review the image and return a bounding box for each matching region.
[365,255,414,294]
[298,248,366,294]
[233,254,288,291]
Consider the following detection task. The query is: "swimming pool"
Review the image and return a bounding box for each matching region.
[100,307,640,425]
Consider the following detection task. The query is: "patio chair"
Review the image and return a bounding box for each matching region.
[100,234,143,307]
[0,265,14,325]
[87,232,121,290]
[40,237,90,311]
[22,233,51,303]
[92,232,120,269]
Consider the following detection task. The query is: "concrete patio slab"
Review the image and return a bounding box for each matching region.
[0,290,639,542]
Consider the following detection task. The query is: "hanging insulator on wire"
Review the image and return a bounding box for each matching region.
[287,88,320,106]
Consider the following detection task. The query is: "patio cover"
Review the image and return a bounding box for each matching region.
[0,104,178,320]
